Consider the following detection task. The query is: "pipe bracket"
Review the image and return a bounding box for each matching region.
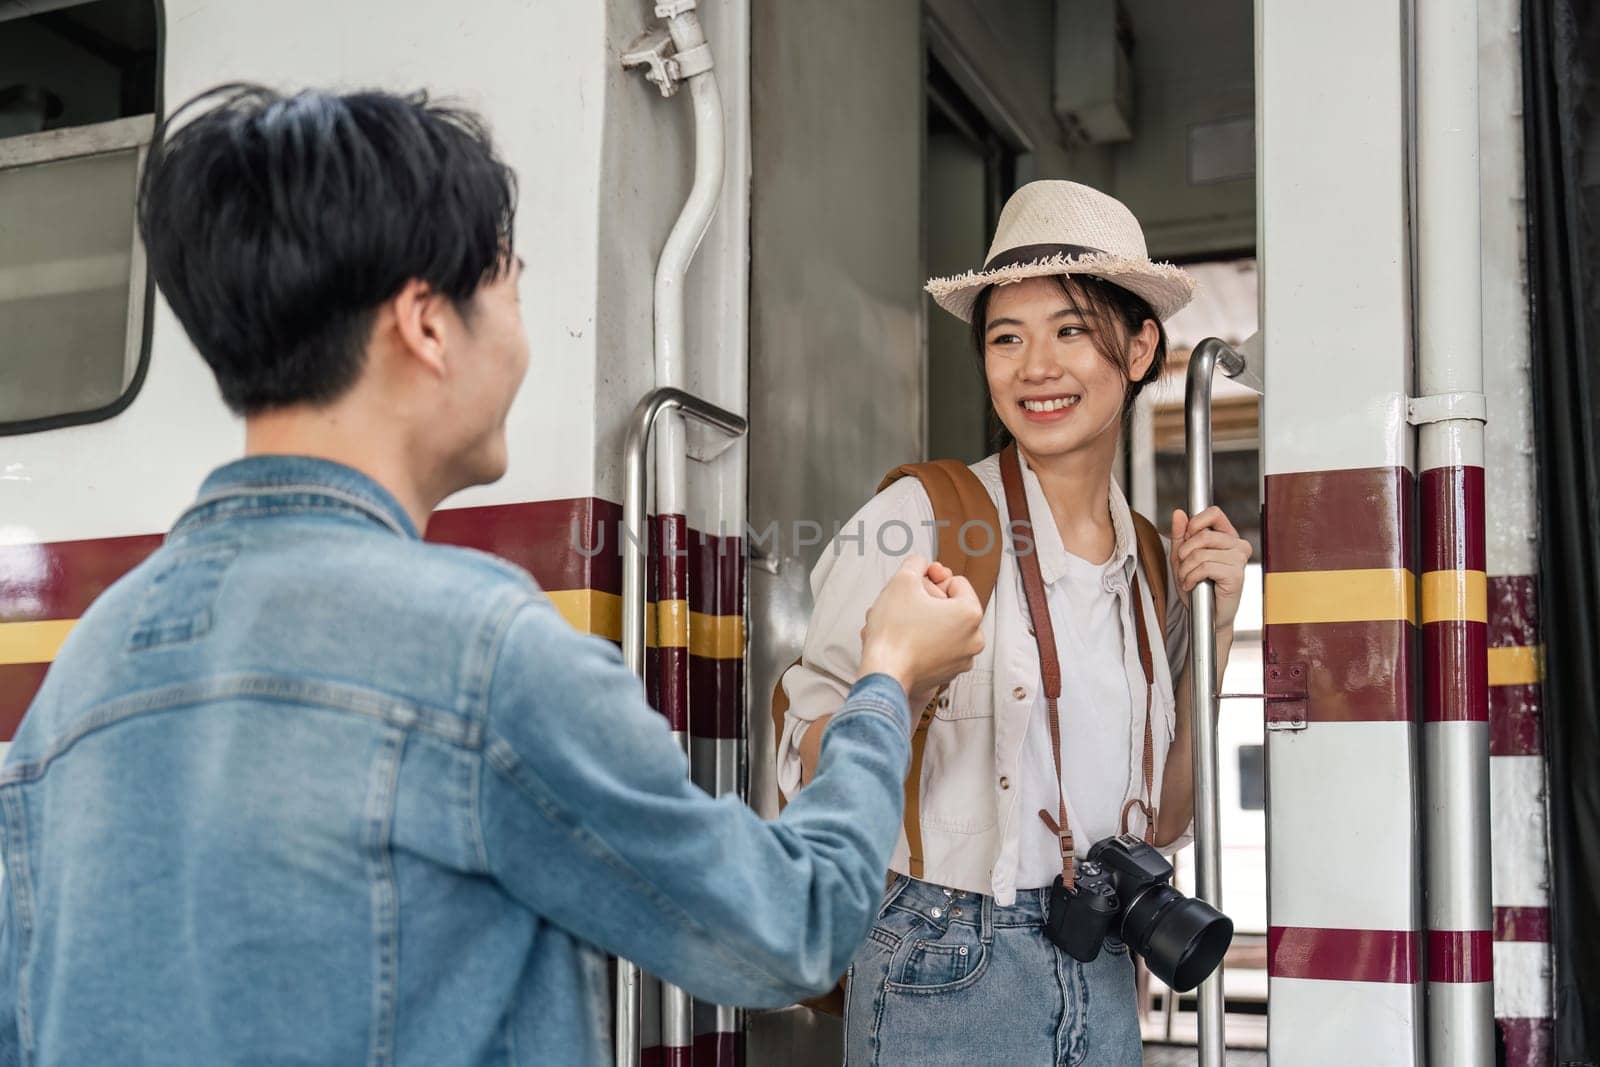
[1407,391,1488,426]
[620,29,682,98]
[673,42,715,78]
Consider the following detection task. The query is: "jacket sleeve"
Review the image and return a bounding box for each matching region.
[476,596,912,1007]
[0,854,20,1066]
[775,479,937,801]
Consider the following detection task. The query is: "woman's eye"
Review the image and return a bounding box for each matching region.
[1058,325,1086,338]
[988,333,1021,346]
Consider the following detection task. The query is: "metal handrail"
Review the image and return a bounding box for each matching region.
[1186,337,1255,1067]
[616,386,748,1067]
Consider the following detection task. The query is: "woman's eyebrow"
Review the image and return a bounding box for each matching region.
[986,306,1085,331]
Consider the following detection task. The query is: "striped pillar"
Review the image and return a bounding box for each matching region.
[1414,0,1494,1057]
[1487,578,1552,1065]
[644,511,747,1067]
[1261,0,1425,1059]
[1477,0,1554,1054]
[1263,470,1425,1062]
[1418,462,1495,1058]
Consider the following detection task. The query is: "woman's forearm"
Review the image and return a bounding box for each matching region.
[1154,626,1233,847]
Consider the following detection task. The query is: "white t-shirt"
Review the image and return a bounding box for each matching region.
[1015,548,1141,890]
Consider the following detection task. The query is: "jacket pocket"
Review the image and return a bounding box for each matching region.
[918,669,997,834]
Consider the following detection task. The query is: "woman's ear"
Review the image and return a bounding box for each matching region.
[1128,318,1160,383]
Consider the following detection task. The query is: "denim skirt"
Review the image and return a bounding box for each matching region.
[844,874,1143,1066]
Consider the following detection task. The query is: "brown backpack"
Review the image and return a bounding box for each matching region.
[771,454,1170,880]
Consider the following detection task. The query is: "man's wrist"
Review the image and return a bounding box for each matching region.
[859,646,914,698]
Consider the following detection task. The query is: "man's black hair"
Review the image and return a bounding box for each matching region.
[138,84,517,414]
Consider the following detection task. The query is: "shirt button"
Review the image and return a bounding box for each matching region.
[999,776,1011,790]
[1012,686,1027,701]
[938,695,950,709]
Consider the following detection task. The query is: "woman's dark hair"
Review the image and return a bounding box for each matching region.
[138,84,518,415]
[970,273,1168,445]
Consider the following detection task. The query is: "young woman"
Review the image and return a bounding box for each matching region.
[776,180,1252,1066]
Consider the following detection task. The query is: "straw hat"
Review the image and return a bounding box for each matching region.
[926,180,1196,323]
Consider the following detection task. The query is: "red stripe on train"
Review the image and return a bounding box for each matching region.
[1489,683,1543,755]
[0,533,165,624]
[0,663,49,739]
[1487,575,1538,648]
[1419,466,1487,573]
[1423,620,1490,722]
[693,1031,743,1067]
[1494,906,1550,942]
[1267,926,1419,983]
[1498,1017,1553,1067]
[1427,929,1493,983]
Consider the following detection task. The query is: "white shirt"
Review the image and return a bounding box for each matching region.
[776,452,1191,906]
[1017,526,1144,889]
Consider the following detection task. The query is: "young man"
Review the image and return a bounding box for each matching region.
[0,86,984,1065]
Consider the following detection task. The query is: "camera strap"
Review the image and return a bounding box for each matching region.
[998,445,1158,892]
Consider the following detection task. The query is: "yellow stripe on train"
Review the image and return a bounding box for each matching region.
[541,591,744,659]
[1263,568,1417,626]
[1419,570,1489,625]
[0,596,745,667]
[1487,646,1541,687]
[0,619,76,665]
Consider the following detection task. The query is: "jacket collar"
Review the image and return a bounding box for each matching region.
[179,455,419,539]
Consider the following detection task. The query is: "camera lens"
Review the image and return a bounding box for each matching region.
[1120,883,1234,993]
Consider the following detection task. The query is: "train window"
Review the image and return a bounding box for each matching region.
[1237,743,1264,811]
[0,0,161,435]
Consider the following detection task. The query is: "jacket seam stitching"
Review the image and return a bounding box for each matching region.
[1,790,36,1058]
[363,729,405,1067]
[0,674,482,787]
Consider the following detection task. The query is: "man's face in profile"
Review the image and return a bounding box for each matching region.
[436,256,530,490]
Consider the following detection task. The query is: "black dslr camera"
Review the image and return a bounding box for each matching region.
[1044,833,1233,992]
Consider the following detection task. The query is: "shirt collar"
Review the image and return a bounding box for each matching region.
[182,455,419,539]
[1017,452,1138,587]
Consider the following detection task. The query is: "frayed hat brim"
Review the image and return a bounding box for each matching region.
[926,251,1196,323]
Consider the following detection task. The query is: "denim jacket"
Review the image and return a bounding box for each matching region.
[0,457,910,1066]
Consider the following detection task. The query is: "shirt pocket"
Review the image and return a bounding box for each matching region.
[918,668,997,834]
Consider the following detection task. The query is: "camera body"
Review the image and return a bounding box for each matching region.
[1043,832,1234,993]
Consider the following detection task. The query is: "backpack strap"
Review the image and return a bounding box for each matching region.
[874,461,1000,880]
[1132,511,1168,647]
[1123,511,1169,841]
[772,460,1000,884]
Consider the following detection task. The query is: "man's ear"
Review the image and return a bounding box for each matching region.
[1128,318,1160,383]
[390,278,450,379]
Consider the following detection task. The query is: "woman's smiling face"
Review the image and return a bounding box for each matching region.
[981,275,1159,461]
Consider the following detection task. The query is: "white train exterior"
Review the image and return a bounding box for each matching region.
[0,0,1570,1064]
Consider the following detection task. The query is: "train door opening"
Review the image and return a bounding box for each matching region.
[748,0,1263,1062]
[924,54,1016,465]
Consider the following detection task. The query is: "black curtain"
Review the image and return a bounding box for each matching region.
[1522,0,1600,1062]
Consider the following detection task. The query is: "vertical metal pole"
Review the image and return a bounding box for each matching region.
[1187,339,1247,1067]
[1414,0,1493,1060]
[618,398,656,1067]
[618,389,748,1067]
